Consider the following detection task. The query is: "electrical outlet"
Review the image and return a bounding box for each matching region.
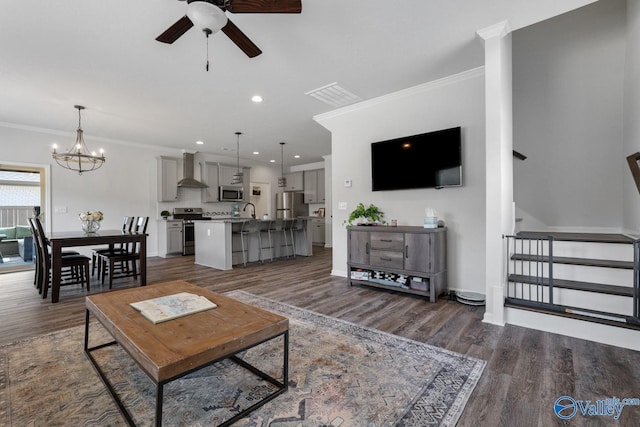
[344,179,352,187]
[54,206,67,213]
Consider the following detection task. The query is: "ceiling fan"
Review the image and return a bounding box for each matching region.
[156,0,302,58]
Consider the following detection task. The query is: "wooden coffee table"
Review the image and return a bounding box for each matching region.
[84,280,289,426]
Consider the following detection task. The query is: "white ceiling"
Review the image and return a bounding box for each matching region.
[0,0,595,166]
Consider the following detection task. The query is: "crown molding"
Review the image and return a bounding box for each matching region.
[476,20,511,41]
[314,66,485,124]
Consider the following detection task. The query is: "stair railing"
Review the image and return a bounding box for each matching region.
[504,235,555,307]
[634,240,640,323]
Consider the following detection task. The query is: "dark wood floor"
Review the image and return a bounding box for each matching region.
[1,247,639,426]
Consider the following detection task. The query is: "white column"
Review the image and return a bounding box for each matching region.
[477,21,513,326]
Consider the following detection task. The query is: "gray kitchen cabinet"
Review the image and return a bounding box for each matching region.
[158,220,183,257]
[283,172,304,192]
[347,226,447,302]
[200,161,219,202]
[218,164,239,186]
[317,169,325,203]
[303,169,325,204]
[241,167,251,202]
[311,218,325,245]
[157,156,179,202]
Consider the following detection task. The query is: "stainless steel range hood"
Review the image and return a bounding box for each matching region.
[177,152,207,188]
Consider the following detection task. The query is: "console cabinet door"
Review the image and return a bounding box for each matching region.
[404,233,432,273]
[348,229,369,265]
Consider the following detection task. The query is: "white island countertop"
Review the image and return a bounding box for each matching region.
[194,218,312,270]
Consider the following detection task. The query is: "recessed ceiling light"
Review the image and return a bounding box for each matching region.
[251,95,263,103]
[196,140,204,145]
[294,155,300,158]
[269,159,276,163]
[253,151,259,155]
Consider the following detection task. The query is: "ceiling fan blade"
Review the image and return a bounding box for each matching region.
[221,19,262,58]
[228,0,301,13]
[156,15,194,44]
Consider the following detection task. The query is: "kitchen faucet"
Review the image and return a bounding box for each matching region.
[243,202,256,219]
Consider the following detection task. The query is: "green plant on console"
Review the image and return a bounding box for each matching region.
[348,203,384,225]
[160,210,171,219]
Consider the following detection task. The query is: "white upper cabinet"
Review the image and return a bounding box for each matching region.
[201,161,219,202]
[283,172,304,192]
[157,156,179,202]
[303,169,325,204]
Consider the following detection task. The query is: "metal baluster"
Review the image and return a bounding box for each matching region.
[506,236,511,298]
[633,240,640,321]
[548,236,554,305]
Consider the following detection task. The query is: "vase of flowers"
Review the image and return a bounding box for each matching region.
[79,211,103,233]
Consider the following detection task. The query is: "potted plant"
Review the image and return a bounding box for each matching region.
[348,203,384,225]
[160,210,171,220]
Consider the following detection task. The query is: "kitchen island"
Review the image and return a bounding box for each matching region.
[194,218,312,270]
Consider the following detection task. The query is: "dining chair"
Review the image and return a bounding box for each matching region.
[28,217,82,293]
[30,217,91,299]
[91,216,134,277]
[99,216,148,288]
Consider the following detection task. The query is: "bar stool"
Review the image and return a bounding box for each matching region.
[281,219,295,259]
[234,219,262,267]
[260,220,275,262]
[289,218,307,259]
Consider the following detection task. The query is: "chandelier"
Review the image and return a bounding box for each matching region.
[231,132,243,185]
[278,142,287,187]
[52,105,105,175]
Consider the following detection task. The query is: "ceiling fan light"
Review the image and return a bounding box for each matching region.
[187,2,228,34]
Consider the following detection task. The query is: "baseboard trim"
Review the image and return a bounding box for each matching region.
[505,307,640,351]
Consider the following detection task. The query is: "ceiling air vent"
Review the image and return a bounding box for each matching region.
[305,82,362,108]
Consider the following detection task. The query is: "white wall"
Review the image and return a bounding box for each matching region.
[623,0,640,234]
[316,68,486,294]
[512,0,628,231]
[0,124,281,257]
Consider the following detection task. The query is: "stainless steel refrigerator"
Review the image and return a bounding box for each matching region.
[275,191,306,219]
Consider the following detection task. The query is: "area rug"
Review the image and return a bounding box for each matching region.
[0,291,485,426]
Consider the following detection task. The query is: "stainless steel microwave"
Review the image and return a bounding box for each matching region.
[219,186,244,202]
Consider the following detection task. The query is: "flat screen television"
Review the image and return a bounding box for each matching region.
[371,126,462,191]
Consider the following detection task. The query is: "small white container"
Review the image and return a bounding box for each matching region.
[423,216,438,228]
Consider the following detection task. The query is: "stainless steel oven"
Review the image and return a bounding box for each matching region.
[182,221,195,255]
[173,207,211,256]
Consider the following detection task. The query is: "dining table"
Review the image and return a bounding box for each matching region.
[47,229,147,303]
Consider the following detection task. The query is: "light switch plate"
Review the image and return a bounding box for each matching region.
[338,202,347,210]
